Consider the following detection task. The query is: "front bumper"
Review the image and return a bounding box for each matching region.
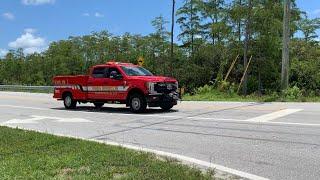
[147,92,179,107]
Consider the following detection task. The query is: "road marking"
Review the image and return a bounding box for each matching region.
[32,115,93,123]
[0,104,240,120]
[0,104,49,111]
[2,126,269,180]
[3,116,45,124]
[246,109,303,122]
[187,117,244,121]
[2,115,92,124]
[108,142,270,180]
[262,121,320,127]
[1,105,319,127]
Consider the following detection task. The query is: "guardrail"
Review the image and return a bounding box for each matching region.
[0,85,54,93]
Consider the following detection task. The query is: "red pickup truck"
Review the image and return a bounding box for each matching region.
[53,61,179,113]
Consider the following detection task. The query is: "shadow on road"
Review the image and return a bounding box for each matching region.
[51,106,178,115]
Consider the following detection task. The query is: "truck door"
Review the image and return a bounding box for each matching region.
[87,67,109,100]
[104,67,127,100]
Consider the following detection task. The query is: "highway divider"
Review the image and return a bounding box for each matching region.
[0,85,53,93]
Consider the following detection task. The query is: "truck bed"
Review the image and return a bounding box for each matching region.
[53,75,89,100]
[53,75,89,86]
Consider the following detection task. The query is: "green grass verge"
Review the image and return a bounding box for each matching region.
[183,89,320,102]
[0,126,215,179]
[183,90,260,102]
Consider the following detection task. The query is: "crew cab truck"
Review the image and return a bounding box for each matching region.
[53,61,179,113]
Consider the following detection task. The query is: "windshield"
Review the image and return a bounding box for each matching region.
[121,66,153,76]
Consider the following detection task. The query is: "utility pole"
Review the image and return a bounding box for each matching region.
[281,0,291,90]
[242,0,252,95]
[171,0,175,76]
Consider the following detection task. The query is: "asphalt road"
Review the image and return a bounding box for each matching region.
[1,91,320,180]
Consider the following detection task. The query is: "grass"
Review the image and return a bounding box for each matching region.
[183,89,261,102]
[0,126,216,180]
[183,88,320,103]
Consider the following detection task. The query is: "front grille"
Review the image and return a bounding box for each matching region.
[154,83,177,94]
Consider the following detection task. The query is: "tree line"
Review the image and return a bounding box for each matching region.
[0,0,320,96]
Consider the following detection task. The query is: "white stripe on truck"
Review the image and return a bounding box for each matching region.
[55,85,129,92]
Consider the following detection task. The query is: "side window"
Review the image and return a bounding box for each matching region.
[92,67,107,78]
[108,68,122,79]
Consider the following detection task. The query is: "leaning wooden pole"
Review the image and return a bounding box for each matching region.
[224,55,240,82]
[237,56,253,94]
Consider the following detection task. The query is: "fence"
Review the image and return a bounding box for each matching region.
[0,85,54,93]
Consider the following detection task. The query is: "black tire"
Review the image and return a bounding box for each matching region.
[94,102,104,108]
[63,93,77,109]
[160,103,174,111]
[129,93,147,113]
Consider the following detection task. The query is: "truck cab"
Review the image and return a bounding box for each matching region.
[53,61,179,113]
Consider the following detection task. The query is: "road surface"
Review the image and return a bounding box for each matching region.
[1,91,320,180]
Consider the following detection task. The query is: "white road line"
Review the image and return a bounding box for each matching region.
[0,104,49,111]
[2,125,269,180]
[1,105,319,127]
[246,109,303,122]
[32,115,93,123]
[112,142,269,180]
[0,104,240,120]
[262,121,320,127]
[3,116,45,124]
[1,115,93,124]
[187,116,243,121]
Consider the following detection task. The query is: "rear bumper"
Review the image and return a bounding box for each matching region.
[147,92,179,107]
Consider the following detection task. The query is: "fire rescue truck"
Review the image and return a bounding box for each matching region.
[53,61,179,113]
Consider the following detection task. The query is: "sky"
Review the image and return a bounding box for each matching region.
[0,0,319,56]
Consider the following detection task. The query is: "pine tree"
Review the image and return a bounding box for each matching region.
[177,0,202,56]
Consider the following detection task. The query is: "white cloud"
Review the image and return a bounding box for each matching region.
[82,12,104,18]
[2,12,15,20]
[24,28,37,34]
[83,13,90,17]
[22,0,55,5]
[94,12,104,18]
[0,49,8,58]
[8,29,47,54]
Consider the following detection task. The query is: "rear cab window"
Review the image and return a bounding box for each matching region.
[92,67,107,78]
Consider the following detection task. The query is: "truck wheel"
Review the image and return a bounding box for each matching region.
[63,93,77,109]
[160,103,174,111]
[94,103,104,108]
[129,94,147,113]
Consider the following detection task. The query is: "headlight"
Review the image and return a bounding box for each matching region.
[146,82,156,93]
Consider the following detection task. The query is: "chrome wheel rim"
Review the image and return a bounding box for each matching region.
[131,97,141,110]
[65,96,72,107]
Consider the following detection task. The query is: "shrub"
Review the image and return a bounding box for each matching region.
[195,84,215,94]
[217,81,236,94]
[282,86,303,100]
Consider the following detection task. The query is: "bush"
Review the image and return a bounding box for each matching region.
[263,92,280,102]
[195,84,215,94]
[217,81,237,94]
[282,86,303,100]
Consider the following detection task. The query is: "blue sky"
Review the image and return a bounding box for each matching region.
[0,0,319,56]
